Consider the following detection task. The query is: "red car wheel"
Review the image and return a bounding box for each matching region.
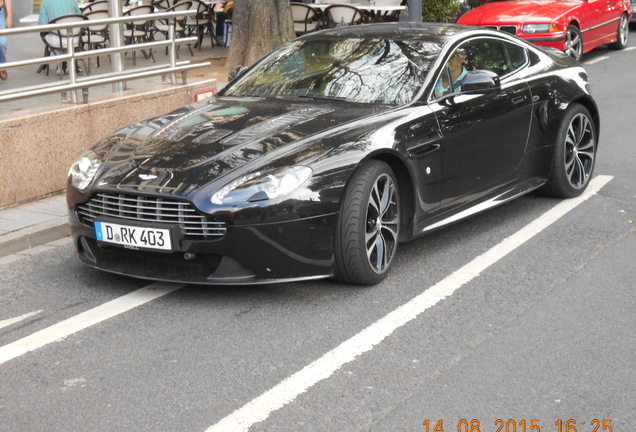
[564,25,583,61]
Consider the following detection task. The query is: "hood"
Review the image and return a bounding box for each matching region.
[93,97,390,197]
[459,0,580,25]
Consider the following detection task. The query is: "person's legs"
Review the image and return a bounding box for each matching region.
[215,12,227,46]
[0,8,7,63]
[0,8,7,79]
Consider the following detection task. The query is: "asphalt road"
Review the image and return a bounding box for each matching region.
[1,32,635,432]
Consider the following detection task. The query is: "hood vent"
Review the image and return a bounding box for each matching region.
[192,129,233,145]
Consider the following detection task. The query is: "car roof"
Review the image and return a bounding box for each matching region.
[297,22,473,44]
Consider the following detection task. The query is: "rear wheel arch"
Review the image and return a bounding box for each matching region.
[571,97,600,140]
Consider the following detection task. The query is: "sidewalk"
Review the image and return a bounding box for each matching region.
[0,193,70,261]
[1,30,232,260]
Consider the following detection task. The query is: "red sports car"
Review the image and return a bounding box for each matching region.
[457,0,632,60]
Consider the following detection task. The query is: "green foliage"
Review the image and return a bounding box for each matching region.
[421,0,462,23]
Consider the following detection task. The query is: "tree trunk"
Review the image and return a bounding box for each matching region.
[227,0,296,67]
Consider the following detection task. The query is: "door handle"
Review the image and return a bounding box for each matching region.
[511,96,526,105]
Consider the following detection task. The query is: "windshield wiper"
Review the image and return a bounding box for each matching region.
[298,94,349,102]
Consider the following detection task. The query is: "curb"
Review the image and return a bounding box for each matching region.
[0,217,70,258]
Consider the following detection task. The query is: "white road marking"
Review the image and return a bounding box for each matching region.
[0,310,43,331]
[0,282,184,365]
[584,55,610,65]
[626,47,636,51]
[206,175,613,432]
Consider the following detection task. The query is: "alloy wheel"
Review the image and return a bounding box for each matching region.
[564,27,583,60]
[618,15,629,47]
[564,112,595,189]
[365,173,399,274]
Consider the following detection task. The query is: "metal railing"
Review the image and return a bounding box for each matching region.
[0,10,210,104]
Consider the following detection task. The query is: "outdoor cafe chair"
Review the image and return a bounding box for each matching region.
[81,0,109,13]
[123,4,156,65]
[82,10,110,73]
[39,13,90,78]
[291,3,319,36]
[151,0,172,11]
[324,4,366,27]
[222,18,232,47]
[152,1,194,57]
[185,0,215,49]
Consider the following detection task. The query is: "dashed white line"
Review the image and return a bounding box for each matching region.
[206,175,613,432]
[0,310,43,331]
[0,282,185,365]
[584,55,610,65]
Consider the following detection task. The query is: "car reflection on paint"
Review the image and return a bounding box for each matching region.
[67,23,600,286]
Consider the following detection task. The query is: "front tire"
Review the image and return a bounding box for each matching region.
[609,13,629,50]
[540,104,597,198]
[334,161,400,285]
[564,25,583,61]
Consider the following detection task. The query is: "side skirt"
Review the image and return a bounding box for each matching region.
[417,178,545,235]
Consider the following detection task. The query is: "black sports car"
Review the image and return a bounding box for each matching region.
[67,23,599,286]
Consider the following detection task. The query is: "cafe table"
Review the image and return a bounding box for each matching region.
[19,14,40,25]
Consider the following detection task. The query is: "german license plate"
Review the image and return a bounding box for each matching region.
[94,221,172,251]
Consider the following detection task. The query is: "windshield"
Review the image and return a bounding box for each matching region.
[223,38,441,105]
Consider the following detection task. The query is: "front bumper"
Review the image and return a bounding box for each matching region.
[520,34,566,51]
[69,210,338,285]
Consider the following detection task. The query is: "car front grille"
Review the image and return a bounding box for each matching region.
[77,193,226,240]
[484,25,518,35]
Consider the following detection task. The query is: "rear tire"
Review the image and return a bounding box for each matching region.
[540,104,596,198]
[334,161,400,285]
[609,14,629,50]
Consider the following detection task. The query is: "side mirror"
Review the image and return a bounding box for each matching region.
[461,70,501,94]
[228,65,248,82]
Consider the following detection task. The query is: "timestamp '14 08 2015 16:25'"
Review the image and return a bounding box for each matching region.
[423,419,615,432]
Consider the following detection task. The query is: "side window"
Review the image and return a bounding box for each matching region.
[504,41,529,71]
[465,39,509,76]
[432,38,529,99]
[463,38,528,77]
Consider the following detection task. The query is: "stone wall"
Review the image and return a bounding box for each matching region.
[0,79,217,207]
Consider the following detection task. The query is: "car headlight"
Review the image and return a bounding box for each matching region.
[68,150,101,191]
[523,23,560,34]
[211,166,313,205]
